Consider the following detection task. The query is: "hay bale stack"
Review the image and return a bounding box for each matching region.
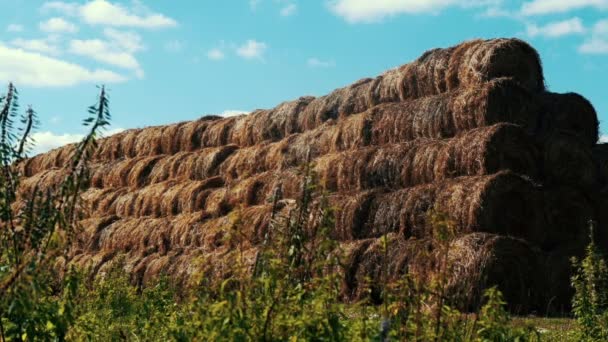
[16,37,605,313]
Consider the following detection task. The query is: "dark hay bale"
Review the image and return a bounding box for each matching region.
[540,133,598,189]
[541,186,596,250]
[593,144,608,186]
[538,92,599,147]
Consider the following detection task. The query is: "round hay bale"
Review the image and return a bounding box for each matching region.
[542,186,596,250]
[540,133,598,189]
[593,144,608,186]
[446,233,544,313]
[447,38,545,93]
[539,92,599,147]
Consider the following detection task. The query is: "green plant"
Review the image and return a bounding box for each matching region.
[0,83,111,341]
[571,221,608,341]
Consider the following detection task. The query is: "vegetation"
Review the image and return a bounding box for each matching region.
[0,84,606,341]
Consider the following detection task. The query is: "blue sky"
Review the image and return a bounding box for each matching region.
[1,0,608,153]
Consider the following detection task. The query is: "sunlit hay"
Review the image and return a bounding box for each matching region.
[94,131,129,161]
[118,129,141,159]
[371,79,539,145]
[541,186,596,250]
[230,97,314,145]
[200,116,238,147]
[133,125,164,156]
[176,116,221,151]
[447,38,545,93]
[315,123,538,192]
[23,143,76,177]
[540,133,598,189]
[160,122,187,155]
[100,157,144,189]
[445,233,544,313]
[538,92,599,147]
[296,78,375,132]
[219,142,282,181]
[177,145,238,181]
[331,172,543,244]
[17,168,65,198]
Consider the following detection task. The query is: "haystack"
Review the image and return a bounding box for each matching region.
[16,37,604,313]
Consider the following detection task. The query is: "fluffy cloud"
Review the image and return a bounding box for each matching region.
[307,58,335,68]
[328,0,499,23]
[10,38,61,55]
[521,0,608,16]
[527,17,586,38]
[6,24,24,32]
[0,44,126,87]
[41,0,177,29]
[31,127,125,155]
[236,40,267,60]
[579,19,608,54]
[68,28,144,77]
[207,48,225,61]
[600,135,608,143]
[40,17,78,33]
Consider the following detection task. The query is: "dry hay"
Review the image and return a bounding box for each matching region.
[331,172,544,244]
[540,133,597,189]
[315,123,538,192]
[342,233,543,312]
[445,233,543,313]
[369,78,539,144]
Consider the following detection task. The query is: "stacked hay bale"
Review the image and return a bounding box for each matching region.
[19,38,603,313]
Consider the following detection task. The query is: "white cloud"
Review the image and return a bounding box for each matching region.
[10,38,61,55]
[280,3,297,16]
[328,0,498,23]
[527,17,586,38]
[31,127,125,155]
[103,28,144,52]
[68,29,144,77]
[41,0,177,29]
[600,135,608,143]
[236,40,267,60]
[6,24,24,33]
[579,19,608,54]
[0,43,126,87]
[521,0,608,16]
[307,58,335,68]
[40,17,78,33]
[207,48,225,61]
[220,110,249,117]
[41,1,80,16]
